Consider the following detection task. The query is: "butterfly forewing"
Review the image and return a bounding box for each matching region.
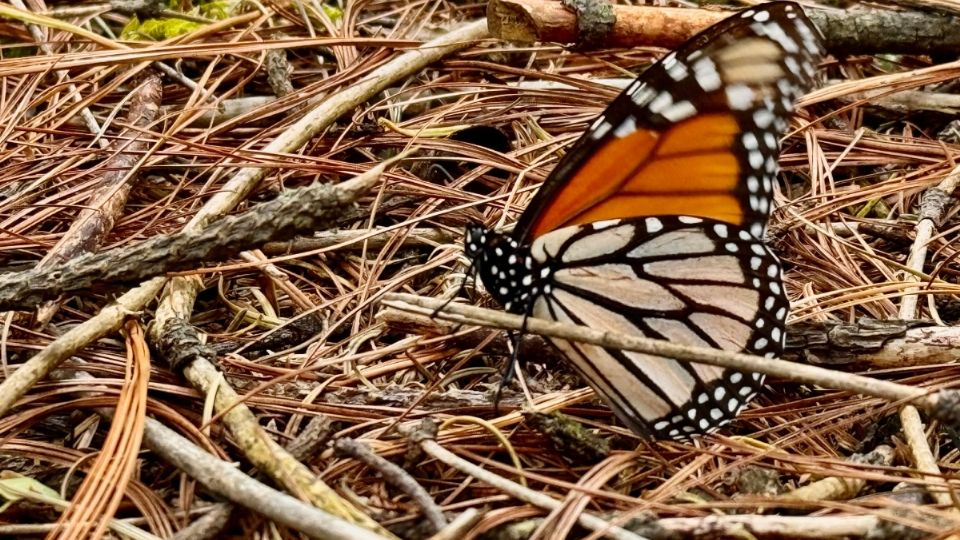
[513,1,824,243]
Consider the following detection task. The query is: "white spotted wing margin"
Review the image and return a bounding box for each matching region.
[528,217,789,440]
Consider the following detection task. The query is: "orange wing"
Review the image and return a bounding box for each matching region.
[512,2,824,243]
[530,113,744,237]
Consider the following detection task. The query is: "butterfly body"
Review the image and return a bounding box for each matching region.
[464,2,824,439]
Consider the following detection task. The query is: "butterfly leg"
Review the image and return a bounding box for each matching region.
[430,256,478,321]
[493,307,534,414]
[492,329,521,415]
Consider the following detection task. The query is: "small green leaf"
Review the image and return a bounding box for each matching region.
[0,473,63,513]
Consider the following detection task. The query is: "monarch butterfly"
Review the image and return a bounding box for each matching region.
[463,2,824,440]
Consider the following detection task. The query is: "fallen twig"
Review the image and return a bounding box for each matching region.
[0,159,395,311]
[45,368,391,540]
[334,437,448,533]
[781,445,895,501]
[32,71,162,327]
[380,293,960,428]
[896,164,960,508]
[487,0,960,55]
[656,514,879,538]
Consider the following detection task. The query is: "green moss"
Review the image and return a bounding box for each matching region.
[120,0,237,40]
[524,410,610,462]
[122,15,204,40]
[321,3,343,22]
[200,0,234,19]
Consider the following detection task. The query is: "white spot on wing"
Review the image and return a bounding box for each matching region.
[726,84,755,110]
[648,91,674,114]
[753,109,774,129]
[613,116,638,138]
[762,21,799,53]
[592,219,621,230]
[623,79,642,96]
[590,119,613,140]
[785,55,801,78]
[693,57,722,92]
[661,100,697,122]
[631,85,657,106]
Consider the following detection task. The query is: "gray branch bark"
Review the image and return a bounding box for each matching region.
[0,166,387,311]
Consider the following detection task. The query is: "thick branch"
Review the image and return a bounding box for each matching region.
[488,0,960,55]
[0,160,393,311]
[34,71,162,326]
[782,319,960,368]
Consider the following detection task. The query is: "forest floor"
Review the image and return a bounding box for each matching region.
[1,0,960,539]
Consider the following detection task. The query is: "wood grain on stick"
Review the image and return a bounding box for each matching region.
[488,0,724,48]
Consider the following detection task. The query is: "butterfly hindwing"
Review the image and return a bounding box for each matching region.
[529,217,788,438]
